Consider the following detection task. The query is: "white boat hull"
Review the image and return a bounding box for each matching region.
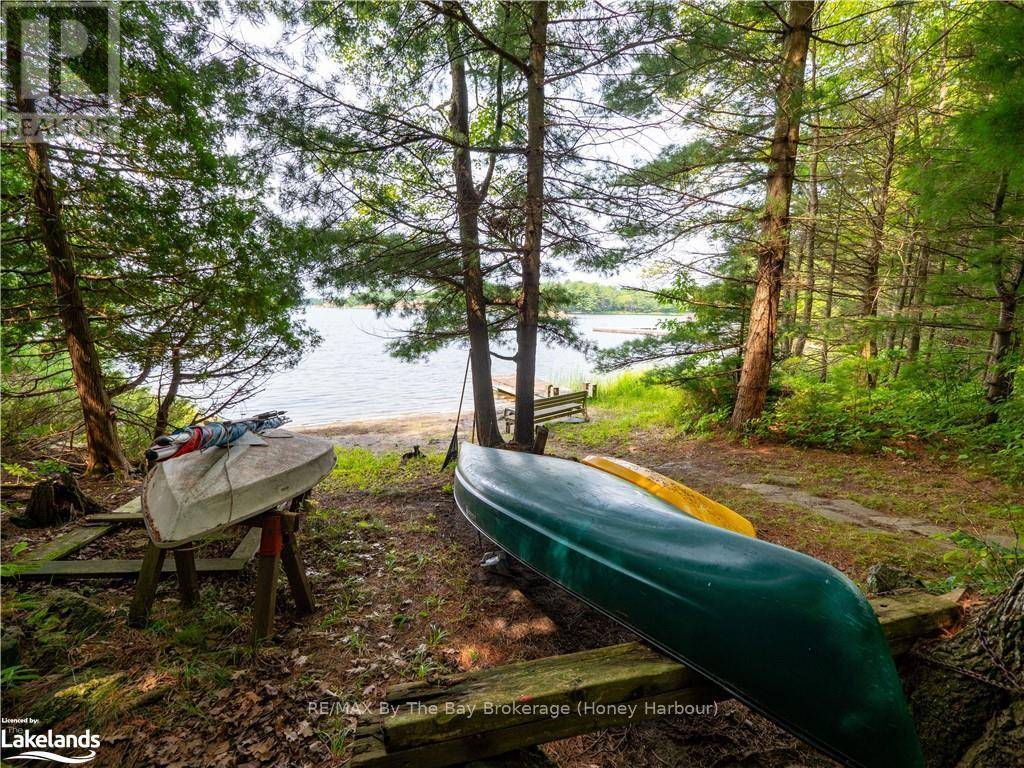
[142,430,336,548]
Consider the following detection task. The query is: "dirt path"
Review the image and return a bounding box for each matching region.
[299,412,1019,551]
[651,454,1018,550]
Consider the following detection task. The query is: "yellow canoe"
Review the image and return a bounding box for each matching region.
[581,455,756,537]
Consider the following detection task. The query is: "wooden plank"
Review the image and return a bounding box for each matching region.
[382,642,709,749]
[353,685,725,768]
[85,497,143,523]
[10,555,254,580]
[870,588,963,655]
[351,590,961,767]
[10,526,262,581]
[230,527,262,560]
[85,512,143,524]
[281,528,315,615]
[18,524,115,562]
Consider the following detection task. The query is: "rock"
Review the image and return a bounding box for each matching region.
[1,625,24,666]
[28,669,172,728]
[866,563,924,595]
[42,588,110,634]
[760,473,801,487]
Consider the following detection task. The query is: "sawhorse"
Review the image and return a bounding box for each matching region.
[128,492,316,642]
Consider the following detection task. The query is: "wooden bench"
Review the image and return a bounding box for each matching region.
[502,390,588,433]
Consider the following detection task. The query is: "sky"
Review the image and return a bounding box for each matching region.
[212,8,709,290]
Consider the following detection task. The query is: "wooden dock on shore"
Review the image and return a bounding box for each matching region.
[592,327,667,336]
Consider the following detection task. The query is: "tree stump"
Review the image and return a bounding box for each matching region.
[19,472,105,527]
[904,570,1024,768]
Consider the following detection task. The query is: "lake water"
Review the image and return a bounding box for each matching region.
[222,306,672,426]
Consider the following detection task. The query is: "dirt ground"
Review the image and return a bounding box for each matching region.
[1,414,1019,767]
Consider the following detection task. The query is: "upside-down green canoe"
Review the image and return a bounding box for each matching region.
[454,443,923,768]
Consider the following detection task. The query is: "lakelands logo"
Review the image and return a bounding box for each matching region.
[1,727,101,764]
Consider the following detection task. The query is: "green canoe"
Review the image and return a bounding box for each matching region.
[454,443,923,768]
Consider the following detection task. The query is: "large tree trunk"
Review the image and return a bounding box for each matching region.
[446,10,504,447]
[730,1,815,427]
[984,170,1022,421]
[904,570,1024,768]
[8,42,129,475]
[513,0,548,448]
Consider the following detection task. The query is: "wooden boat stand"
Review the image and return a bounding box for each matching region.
[128,492,316,643]
[350,589,963,768]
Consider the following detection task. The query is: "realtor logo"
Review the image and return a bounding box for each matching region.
[1,726,101,763]
[2,0,120,141]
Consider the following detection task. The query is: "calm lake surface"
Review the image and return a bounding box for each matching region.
[222,307,672,426]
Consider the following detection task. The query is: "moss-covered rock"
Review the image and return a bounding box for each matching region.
[38,588,110,635]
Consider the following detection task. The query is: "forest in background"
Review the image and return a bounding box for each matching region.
[308,280,674,313]
[2,1,1022,479]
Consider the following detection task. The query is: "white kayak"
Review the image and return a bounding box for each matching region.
[142,430,336,548]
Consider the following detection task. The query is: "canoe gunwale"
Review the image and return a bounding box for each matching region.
[453,450,907,768]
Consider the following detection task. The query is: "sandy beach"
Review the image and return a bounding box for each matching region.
[294,410,476,452]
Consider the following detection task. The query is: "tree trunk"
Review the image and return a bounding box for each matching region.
[22,472,105,527]
[513,0,548,447]
[446,10,505,447]
[861,122,896,388]
[984,170,1022,421]
[819,192,843,382]
[904,570,1024,768]
[781,230,802,358]
[792,48,819,361]
[7,41,129,476]
[154,347,182,438]
[730,1,815,427]
[906,237,931,361]
[860,11,909,388]
[886,230,915,371]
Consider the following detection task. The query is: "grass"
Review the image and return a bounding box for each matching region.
[545,372,1021,593]
[556,373,686,448]
[326,446,447,493]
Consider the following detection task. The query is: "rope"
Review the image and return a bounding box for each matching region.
[443,352,472,470]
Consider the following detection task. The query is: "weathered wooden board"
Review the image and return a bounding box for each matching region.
[381,642,707,749]
[351,590,962,768]
[12,555,252,579]
[870,588,964,654]
[85,512,144,525]
[11,528,262,580]
[17,524,116,563]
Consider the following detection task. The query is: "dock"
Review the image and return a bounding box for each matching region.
[592,327,667,336]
